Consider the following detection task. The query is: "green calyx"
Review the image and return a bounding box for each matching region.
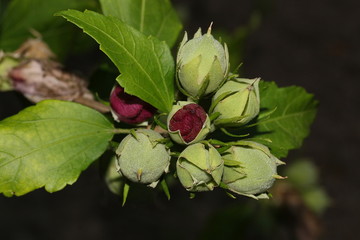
[176,143,224,192]
[176,25,229,99]
[211,78,260,127]
[116,129,171,188]
[221,141,284,199]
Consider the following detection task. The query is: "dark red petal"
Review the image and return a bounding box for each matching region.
[110,85,156,124]
[169,103,207,143]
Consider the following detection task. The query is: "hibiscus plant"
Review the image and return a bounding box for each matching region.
[0,0,318,205]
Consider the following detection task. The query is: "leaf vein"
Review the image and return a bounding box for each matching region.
[5,118,111,129]
[0,131,108,169]
[140,0,146,32]
[155,9,172,39]
[258,109,314,126]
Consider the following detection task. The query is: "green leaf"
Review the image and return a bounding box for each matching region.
[100,0,182,48]
[0,0,98,59]
[254,81,318,158]
[0,100,114,196]
[57,10,175,113]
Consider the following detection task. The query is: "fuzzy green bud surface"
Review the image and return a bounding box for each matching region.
[176,143,224,192]
[222,141,284,199]
[176,26,229,99]
[167,101,211,145]
[211,78,260,127]
[116,129,170,187]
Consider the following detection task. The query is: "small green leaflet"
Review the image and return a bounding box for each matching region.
[255,81,318,158]
[100,0,182,48]
[0,100,114,197]
[57,10,175,113]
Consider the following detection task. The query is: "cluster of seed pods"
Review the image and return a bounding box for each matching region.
[109,27,284,200]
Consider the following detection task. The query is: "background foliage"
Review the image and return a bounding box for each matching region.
[0,0,99,60]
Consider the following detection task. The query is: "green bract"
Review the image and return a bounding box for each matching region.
[176,143,224,192]
[176,26,229,99]
[116,129,171,187]
[104,156,124,196]
[167,101,211,145]
[222,141,285,199]
[211,78,260,127]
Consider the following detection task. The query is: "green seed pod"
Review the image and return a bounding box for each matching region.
[176,143,224,192]
[176,26,229,99]
[167,101,211,145]
[211,78,260,127]
[222,141,285,199]
[116,129,171,187]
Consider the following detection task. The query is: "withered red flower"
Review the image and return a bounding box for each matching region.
[169,103,207,143]
[110,85,156,124]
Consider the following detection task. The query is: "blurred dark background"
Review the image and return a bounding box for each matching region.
[1,0,359,239]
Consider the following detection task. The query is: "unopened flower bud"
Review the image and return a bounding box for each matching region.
[176,26,229,99]
[110,84,156,124]
[222,141,285,199]
[116,129,171,187]
[176,143,224,192]
[211,78,260,127]
[167,101,211,145]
